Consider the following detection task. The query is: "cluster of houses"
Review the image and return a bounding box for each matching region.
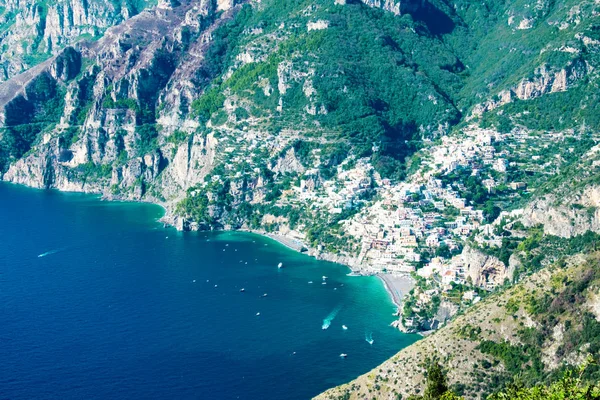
[295,158,374,213]
[343,177,485,275]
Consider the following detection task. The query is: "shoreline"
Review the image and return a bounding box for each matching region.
[242,230,415,311]
[248,230,415,311]
[377,273,415,310]
[2,182,411,311]
[251,231,307,253]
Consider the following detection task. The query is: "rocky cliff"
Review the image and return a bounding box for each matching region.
[459,245,514,288]
[522,184,600,238]
[0,0,239,205]
[0,0,155,82]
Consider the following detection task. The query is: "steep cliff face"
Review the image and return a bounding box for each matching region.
[0,0,154,82]
[459,245,514,288]
[522,185,600,238]
[471,57,591,117]
[0,0,239,203]
[0,0,465,224]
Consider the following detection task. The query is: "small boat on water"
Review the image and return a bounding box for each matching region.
[342,325,348,330]
[340,353,348,358]
[322,282,327,285]
[240,288,245,292]
[262,293,268,297]
[278,262,283,269]
[308,281,313,284]
[322,276,328,280]
[256,312,261,316]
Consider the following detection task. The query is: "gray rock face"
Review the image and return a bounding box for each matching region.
[357,0,424,15]
[458,245,513,288]
[271,148,305,175]
[0,0,146,82]
[471,57,589,117]
[513,58,588,100]
[522,185,600,238]
[0,0,242,205]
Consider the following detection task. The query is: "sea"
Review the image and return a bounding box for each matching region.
[0,183,418,399]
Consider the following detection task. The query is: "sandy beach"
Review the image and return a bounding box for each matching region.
[378,274,415,309]
[264,233,307,252]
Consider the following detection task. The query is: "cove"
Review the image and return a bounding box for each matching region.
[0,183,418,399]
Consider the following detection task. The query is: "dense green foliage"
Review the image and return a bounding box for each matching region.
[0,73,66,172]
[191,0,467,180]
[409,360,600,400]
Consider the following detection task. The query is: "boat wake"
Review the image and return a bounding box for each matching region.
[322,305,342,330]
[365,332,374,345]
[37,248,63,258]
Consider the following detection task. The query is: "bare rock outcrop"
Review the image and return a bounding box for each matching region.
[0,0,145,82]
[471,57,588,117]
[522,185,600,238]
[457,245,513,288]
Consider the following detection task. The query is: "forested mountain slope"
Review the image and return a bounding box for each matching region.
[0,0,597,231]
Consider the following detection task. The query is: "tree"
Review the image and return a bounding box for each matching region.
[424,362,448,399]
[483,201,501,223]
[488,358,600,400]
[409,361,454,400]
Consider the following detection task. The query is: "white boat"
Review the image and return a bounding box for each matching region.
[322,276,328,280]
[256,312,261,316]
[240,288,245,292]
[308,281,313,284]
[278,262,283,268]
[262,293,268,297]
[322,282,327,285]
[342,325,348,330]
[339,353,348,358]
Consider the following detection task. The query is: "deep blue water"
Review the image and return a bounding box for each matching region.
[0,183,418,399]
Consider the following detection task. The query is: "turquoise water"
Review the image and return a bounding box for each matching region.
[0,183,418,399]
